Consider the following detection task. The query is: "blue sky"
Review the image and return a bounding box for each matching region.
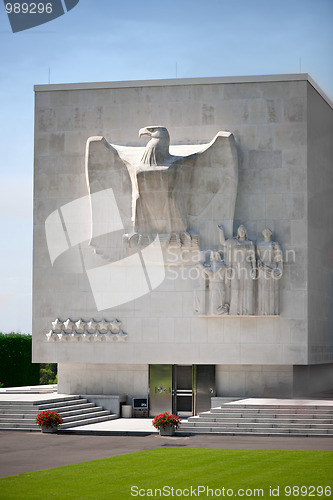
[0,0,332,333]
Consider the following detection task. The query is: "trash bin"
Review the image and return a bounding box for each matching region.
[121,404,132,418]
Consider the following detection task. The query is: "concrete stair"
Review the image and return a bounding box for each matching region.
[0,395,117,431]
[1,384,57,394]
[178,404,333,437]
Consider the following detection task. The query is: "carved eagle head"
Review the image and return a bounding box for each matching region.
[139,126,171,166]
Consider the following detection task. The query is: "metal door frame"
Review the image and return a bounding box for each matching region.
[149,364,216,416]
[172,365,194,417]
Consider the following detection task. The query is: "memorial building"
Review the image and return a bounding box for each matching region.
[33,74,333,415]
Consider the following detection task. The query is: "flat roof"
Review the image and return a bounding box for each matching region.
[34,73,332,108]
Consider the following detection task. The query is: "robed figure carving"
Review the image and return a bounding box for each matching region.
[85,126,238,259]
[195,251,229,316]
[219,224,256,315]
[257,228,283,315]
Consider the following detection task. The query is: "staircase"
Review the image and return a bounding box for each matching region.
[178,403,333,437]
[0,395,117,431]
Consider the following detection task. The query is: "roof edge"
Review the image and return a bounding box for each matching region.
[34,73,332,108]
[306,74,332,108]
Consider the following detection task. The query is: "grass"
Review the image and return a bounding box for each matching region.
[1,449,332,499]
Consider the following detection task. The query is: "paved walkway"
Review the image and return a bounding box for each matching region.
[1,390,332,478]
[1,431,332,478]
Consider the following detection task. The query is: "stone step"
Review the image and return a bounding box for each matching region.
[0,396,81,407]
[0,415,38,421]
[203,411,333,419]
[178,426,333,436]
[0,408,40,415]
[0,395,115,431]
[0,427,40,432]
[3,389,56,394]
[53,406,105,417]
[209,407,333,415]
[183,419,333,430]
[181,422,333,432]
[36,399,89,410]
[211,403,333,408]
[0,417,37,424]
[190,416,333,425]
[0,414,117,431]
[0,402,95,415]
[39,402,95,413]
[61,409,110,423]
[0,408,110,424]
[0,426,40,432]
[60,414,116,429]
[181,403,333,436]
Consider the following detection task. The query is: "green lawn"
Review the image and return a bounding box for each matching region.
[1,449,332,499]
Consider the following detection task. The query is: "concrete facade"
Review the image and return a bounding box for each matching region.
[33,74,333,400]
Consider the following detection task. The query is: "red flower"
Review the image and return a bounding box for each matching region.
[36,410,63,428]
[152,412,181,429]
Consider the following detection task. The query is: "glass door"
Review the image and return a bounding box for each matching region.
[173,365,193,417]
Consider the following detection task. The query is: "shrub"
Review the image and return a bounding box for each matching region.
[0,333,40,387]
[40,363,57,385]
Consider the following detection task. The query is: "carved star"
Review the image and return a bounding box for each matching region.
[51,318,63,333]
[63,319,74,333]
[81,332,92,343]
[93,332,104,342]
[57,333,69,342]
[116,331,128,342]
[75,319,86,333]
[96,319,109,333]
[105,332,115,342]
[109,319,122,333]
[86,320,98,333]
[46,331,57,342]
[69,332,80,342]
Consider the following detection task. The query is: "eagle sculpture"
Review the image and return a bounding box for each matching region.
[85,126,238,259]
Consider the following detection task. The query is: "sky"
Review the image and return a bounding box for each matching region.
[0,0,332,333]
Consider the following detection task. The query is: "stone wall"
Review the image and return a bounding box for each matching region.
[58,363,148,399]
[307,84,333,364]
[216,364,294,398]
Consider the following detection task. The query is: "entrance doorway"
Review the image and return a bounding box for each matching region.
[149,364,215,417]
[173,365,193,417]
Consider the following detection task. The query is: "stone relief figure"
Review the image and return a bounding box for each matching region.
[85,126,238,257]
[195,251,229,316]
[218,224,256,315]
[256,228,283,315]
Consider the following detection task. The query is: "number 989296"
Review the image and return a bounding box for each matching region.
[5,3,53,14]
[285,485,331,497]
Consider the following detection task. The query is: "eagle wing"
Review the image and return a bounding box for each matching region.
[171,132,238,249]
[85,136,133,261]
[85,132,238,254]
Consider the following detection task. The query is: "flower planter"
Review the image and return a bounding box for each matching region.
[152,412,181,435]
[36,409,63,431]
[41,425,59,433]
[159,426,175,436]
